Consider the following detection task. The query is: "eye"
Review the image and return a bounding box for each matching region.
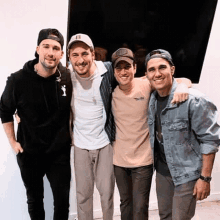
[115,67,121,70]
[71,54,78,58]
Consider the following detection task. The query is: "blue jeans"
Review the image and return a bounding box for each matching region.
[114,164,153,220]
[156,172,197,220]
[17,150,71,220]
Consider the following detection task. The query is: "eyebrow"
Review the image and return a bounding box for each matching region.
[41,43,60,49]
[159,64,167,68]
[148,67,155,71]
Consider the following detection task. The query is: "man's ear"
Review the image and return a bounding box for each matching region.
[60,50,64,58]
[134,64,137,75]
[36,46,40,56]
[92,51,95,60]
[171,66,175,76]
[145,70,149,79]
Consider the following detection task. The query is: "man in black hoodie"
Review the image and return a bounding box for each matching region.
[0,28,72,220]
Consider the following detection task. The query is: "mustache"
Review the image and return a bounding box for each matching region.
[45,57,56,61]
[119,73,129,77]
[75,62,87,66]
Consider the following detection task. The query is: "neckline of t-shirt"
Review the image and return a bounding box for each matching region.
[156,93,169,101]
[75,68,99,82]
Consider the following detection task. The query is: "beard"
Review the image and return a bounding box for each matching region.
[74,61,90,76]
[41,58,58,70]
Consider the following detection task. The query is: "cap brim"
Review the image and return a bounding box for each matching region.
[114,57,133,68]
[68,40,93,49]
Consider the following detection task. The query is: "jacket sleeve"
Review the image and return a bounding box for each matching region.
[0,74,17,123]
[189,95,220,154]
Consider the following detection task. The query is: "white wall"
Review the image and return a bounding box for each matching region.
[0,1,71,219]
[0,1,220,220]
[196,0,220,203]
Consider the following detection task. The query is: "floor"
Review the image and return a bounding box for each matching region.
[96,200,220,220]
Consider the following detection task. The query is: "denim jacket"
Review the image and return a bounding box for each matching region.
[148,80,220,186]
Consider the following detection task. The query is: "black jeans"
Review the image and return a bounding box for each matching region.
[17,150,71,220]
[114,164,153,220]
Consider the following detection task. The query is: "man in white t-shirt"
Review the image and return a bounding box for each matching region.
[67,34,116,220]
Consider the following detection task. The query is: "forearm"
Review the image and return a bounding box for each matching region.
[175,77,192,88]
[2,121,16,147]
[193,153,215,200]
[201,153,216,177]
[3,121,23,153]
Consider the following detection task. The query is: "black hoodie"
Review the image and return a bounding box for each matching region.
[0,59,72,154]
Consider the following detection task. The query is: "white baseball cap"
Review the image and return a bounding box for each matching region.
[68,33,94,49]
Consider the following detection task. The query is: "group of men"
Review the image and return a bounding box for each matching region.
[0,28,219,220]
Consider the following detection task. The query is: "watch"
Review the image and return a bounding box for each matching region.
[199,175,212,183]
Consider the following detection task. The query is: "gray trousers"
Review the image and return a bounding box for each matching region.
[74,144,115,220]
[156,172,197,220]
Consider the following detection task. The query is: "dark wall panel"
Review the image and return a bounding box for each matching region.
[67,0,218,82]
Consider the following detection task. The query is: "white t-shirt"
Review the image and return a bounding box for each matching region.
[71,61,110,150]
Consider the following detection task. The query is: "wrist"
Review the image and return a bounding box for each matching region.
[199,175,212,183]
[9,139,17,147]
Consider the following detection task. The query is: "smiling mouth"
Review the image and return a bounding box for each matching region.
[154,78,164,82]
[76,62,87,66]
[46,59,55,62]
[77,64,87,70]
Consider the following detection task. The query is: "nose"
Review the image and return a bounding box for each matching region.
[77,55,84,63]
[47,47,54,56]
[155,69,162,77]
[120,68,126,75]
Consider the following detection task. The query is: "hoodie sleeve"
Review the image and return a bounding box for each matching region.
[0,74,17,123]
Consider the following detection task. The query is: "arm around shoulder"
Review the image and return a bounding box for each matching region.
[175,77,192,88]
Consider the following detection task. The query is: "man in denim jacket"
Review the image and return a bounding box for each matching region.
[145,49,220,220]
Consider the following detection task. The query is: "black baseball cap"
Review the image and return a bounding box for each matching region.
[145,49,174,67]
[35,28,64,58]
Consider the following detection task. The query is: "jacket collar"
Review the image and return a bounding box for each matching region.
[151,79,178,109]
[94,60,108,77]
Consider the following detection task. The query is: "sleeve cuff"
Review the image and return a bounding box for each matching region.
[201,143,219,154]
